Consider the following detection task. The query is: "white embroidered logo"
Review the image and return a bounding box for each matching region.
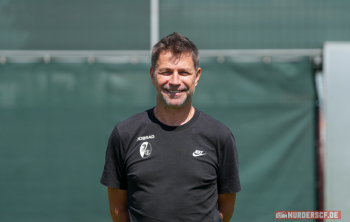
[140,142,152,158]
[192,150,206,157]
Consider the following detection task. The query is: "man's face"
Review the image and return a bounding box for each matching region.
[150,51,201,108]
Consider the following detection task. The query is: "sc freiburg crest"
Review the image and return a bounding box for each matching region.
[140,142,152,158]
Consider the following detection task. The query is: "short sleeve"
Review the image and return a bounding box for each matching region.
[217,132,241,194]
[100,126,128,190]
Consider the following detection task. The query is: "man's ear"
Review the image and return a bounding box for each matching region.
[150,67,155,86]
[195,67,201,86]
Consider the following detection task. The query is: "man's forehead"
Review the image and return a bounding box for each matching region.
[157,51,194,66]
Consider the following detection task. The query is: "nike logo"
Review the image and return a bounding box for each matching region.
[192,150,206,157]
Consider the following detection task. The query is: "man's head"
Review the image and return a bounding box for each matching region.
[150,33,201,109]
[151,32,199,73]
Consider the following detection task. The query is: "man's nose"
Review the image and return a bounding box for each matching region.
[169,72,180,85]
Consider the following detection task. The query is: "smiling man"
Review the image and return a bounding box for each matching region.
[101,33,241,222]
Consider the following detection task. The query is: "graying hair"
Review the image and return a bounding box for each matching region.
[151,32,199,72]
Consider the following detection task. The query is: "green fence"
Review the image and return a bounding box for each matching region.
[0,57,316,221]
[160,0,350,49]
[1,0,350,49]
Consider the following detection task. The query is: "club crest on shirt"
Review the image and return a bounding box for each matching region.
[140,142,152,158]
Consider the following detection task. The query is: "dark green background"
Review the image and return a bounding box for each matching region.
[160,0,350,49]
[0,0,150,50]
[0,0,349,49]
[0,58,317,221]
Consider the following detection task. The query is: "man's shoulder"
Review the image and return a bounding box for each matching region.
[115,109,151,131]
[108,109,152,142]
[196,109,231,135]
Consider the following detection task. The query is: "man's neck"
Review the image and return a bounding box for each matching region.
[153,101,195,126]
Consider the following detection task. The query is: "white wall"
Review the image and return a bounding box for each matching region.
[324,42,350,221]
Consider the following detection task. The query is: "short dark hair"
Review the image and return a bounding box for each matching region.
[151,32,199,72]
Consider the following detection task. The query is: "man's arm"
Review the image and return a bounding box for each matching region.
[107,187,129,222]
[218,193,237,222]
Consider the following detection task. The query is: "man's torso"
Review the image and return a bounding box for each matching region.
[101,108,239,222]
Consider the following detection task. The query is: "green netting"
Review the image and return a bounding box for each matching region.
[0,62,154,221]
[0,58,316,222]
[0,0,150,50]
[160,0,350,49]
[1,0,350,50]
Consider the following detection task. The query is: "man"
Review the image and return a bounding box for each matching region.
[101,32,241,222]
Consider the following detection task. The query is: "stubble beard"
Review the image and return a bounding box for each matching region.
[157,87,195,109]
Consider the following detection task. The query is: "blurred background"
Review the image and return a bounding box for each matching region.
[1,0,349,221]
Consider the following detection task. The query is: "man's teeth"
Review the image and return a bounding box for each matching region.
[167,90,182,93]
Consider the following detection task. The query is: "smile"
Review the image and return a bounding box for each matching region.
[164,89,186,94]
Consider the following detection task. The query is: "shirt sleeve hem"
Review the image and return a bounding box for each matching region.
[218,187,241,194]
[100,179,127,190]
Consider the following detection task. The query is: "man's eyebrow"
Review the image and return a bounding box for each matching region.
[158,68,173,72]
[178,68,192,72]
[158,68,193,72]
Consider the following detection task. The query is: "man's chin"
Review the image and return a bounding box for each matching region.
[161,97,188,108]
[157,92,192,108]
[163,100,187,108]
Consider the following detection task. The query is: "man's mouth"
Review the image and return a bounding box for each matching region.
[163,89,186,94]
